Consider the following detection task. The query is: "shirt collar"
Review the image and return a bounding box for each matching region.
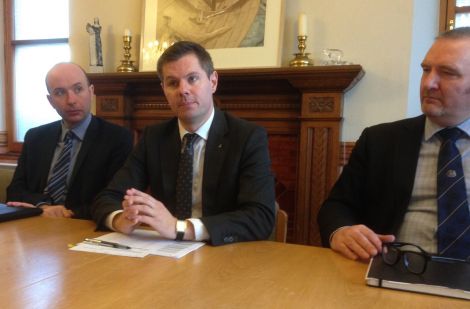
[424,116,470,141]
[61,113,92,142]
[178,107,215,141]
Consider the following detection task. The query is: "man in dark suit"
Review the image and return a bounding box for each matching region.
[91,41,275,245]
[7,62,133,219]
[318,27,470,260]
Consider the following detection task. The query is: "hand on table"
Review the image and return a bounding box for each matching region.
[330,224,395,261]
[7,201,74,218]
[7,201,36,208]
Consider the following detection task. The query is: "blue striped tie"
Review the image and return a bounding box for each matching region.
[45,131,74,204]
[175,133,196,220]
[436,127,470,259]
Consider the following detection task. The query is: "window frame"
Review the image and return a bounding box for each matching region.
[3,0,69,154]
[440,0,470,31]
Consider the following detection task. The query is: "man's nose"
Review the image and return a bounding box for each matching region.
[178,81,190,94]
[422,70,439,90]
[66,89,78,104]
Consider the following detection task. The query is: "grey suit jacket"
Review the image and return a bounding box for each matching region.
[318,115,425,246]
[92,108,276,245]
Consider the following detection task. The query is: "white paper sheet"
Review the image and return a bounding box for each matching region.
[70,242,149,258]
[70,229,205,259]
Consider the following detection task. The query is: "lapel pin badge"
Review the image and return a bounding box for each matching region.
[446,169,457,178]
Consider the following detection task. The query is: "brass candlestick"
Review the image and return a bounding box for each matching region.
[117,35,138,72]
[289,35,314,67]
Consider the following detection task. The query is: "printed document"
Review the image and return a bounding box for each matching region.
[70,229,205,259]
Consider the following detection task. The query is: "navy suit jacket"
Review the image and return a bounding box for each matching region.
[92,109,276,245]
[318,115,426,246]
[7,116,133,219]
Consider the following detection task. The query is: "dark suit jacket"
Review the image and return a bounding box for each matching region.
[318,115,426,246]
[7,116,133,219]
[92,109,276,245]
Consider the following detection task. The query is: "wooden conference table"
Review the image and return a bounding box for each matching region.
[0,217,468,308]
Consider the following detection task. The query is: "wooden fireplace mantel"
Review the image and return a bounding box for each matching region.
[89,65,364,246]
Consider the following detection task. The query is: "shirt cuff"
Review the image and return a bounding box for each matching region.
[187,218,209,241]
[105,210,123,230]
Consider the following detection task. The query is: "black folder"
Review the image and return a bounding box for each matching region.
[0,203,42,222]
[366,255,470,300]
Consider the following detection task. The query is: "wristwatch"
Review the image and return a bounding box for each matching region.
[175,220,187,241]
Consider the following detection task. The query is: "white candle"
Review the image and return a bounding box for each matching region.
[298,13,307,36]
[124,28,131,37]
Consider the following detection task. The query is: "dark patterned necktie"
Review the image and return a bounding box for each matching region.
[45,131,74,204]
[175,133,197,219]
[436,127,470,259]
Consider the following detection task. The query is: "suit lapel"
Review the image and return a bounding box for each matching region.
[202,109,228,207]
[40,123,62,187]
[160,122,180,199]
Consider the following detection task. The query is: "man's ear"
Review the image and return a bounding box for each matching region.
[89,84,95,96]
[47,94,58,111]
[210,71,218,93]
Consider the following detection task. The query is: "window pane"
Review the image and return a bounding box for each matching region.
[456,13,470,27]
[14,0,69,39]
[14,44,70,141]
[457,0,470,7]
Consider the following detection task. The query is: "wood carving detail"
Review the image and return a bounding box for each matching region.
[309,128,330,244]
[134,103,170,111]
[100,98,119,112]
[311,128,329,208]
[309,97,334,113]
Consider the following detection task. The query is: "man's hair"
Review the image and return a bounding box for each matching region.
[438,26,470,40]
[45,62,91,93]
[157,41,214,80]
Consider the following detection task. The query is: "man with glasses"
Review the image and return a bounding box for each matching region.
[6,62,133,219]
[318,27,470,261]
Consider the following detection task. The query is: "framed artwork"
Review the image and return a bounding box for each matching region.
[139,0,285,71]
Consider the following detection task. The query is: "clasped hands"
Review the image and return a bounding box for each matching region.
[112,188,195,240]
[330,224,395,261]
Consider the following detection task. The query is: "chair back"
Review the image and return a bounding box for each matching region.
[0,164,16,203]
[275,208,288,243]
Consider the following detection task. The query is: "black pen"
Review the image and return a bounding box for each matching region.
[84,238,131,249]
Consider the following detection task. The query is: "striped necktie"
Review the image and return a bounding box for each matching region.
[45,131,74,204]
[436,127,470,259]
[175,133,197,220]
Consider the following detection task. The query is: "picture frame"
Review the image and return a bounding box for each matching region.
[139,0,285,71]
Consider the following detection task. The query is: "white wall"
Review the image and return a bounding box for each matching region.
[407,0,440,117]
[283,0,439,141]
